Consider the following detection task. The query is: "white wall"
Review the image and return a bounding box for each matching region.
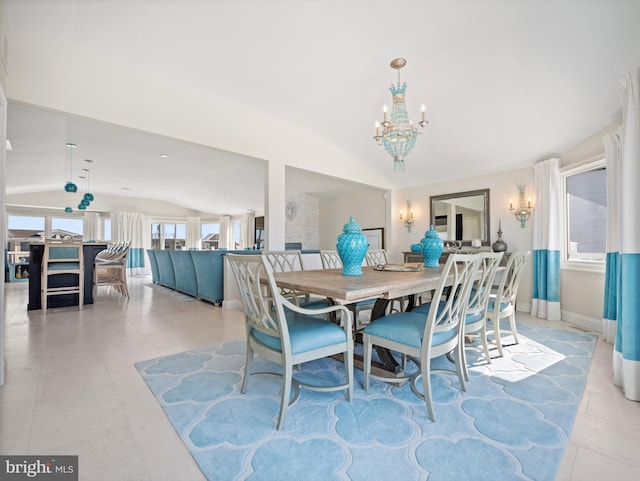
[556,121,619,329]
[392,167,535,311]
[319,188,389,251]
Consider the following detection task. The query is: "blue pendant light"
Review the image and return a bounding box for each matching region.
[82,160,95,204]
[64,143,78,193]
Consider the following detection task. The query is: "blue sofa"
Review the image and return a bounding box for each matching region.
[146,249,254,305]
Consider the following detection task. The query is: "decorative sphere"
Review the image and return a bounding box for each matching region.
[64,182,78,193]
[64,207,73,213]
[80,199,90,207]
[78,204,87,210]
[84,193,94,201]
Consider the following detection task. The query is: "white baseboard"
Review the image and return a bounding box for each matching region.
[560,310,602,333]
[516,303,531,313]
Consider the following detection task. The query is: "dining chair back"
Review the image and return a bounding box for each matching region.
[362,253,482,421]
[41,239,84,313]
[319,250,343,269]
[460,251,503,378]
[319,249,377,330]
[262,250,328,308]
[364,249,388,267]
[487,251,530,357]
[226,253,354,430]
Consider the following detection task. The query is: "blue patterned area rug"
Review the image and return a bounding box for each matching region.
[135,322,596,481]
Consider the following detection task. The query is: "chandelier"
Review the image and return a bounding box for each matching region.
[373,58,427,172]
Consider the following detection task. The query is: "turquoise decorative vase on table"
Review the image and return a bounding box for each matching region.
[420,225,444,268]
[336,216,368,276]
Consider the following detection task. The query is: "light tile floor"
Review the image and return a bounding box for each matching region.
[1,277,639,480]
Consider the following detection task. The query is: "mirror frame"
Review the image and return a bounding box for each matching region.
[430,188,491,246]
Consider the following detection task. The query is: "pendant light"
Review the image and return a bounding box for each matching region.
[64,143,78,193]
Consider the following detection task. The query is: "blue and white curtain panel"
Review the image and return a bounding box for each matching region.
[531,158,561,321]
[603,66,640,401]
[111,211,146,276]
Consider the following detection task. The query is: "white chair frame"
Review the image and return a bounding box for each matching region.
[461,251,504,380]
[487,251,530,357]
[227,253,354,430]
[363,253,481,421]
[41,239,84,313]
[319,249,377,330]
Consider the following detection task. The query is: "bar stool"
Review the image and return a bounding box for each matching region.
[41,239,84,313]
[93,242,130,298]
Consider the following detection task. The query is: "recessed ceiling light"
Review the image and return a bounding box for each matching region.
[6,139,12,150]
[160,154,168,158]
[121,187,131,191]
[136,176,142,181]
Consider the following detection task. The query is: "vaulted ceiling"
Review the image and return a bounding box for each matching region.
[4,0,640,215]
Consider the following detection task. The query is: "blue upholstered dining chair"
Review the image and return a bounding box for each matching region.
[412,251,504,380]
[226,253,354,430]
[262,250,330,309]
[364,249,388,267]
[320,249,377,329]
[362,253,482,422]
[461,251,504,376]
[486,251,530,357]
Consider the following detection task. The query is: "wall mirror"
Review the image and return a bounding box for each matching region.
[430,189,490,246]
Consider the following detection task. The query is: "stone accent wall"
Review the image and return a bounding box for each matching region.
[285,193,319,249]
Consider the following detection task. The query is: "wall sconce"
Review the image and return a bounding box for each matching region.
[400,200,415,232]
[509,184,533,228]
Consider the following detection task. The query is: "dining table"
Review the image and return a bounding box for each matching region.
[273,263,452,376]
[273,263,451,315]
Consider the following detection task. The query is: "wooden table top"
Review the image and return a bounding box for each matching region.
[273,265,448,304]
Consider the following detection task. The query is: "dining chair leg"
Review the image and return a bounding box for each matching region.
[241,343,253,394]
[344,348,354,401]
[420,361,436,422]
[491,315,504,357]
[362,336,372,391]
[277,363,293,430]
[509,312,519,344]
[480,325,492,364]
[454,343,466,392]
[460,345,470,382]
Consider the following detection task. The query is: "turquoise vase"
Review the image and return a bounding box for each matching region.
[336,216,368,276]
[420,225,444,268]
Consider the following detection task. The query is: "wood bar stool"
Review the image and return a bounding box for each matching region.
[41,239,84,313]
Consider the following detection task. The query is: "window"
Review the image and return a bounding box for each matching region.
[51,217,83,239]
[201,223,220,250]
[150,222,186,250]
[233,221,241,250]
[104,218,111,241]
[7,215,45,263]
[562,158,607,270]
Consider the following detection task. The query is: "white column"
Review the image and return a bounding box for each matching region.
[0,87,6,386]
[265,159,286,250]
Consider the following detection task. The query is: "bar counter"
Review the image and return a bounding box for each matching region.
[28,243,108,310]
